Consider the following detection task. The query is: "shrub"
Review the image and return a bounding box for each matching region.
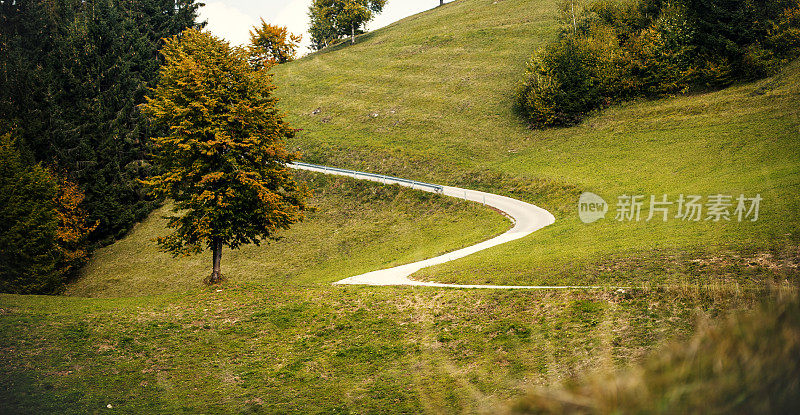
[517,0,800,128]
[517,25,622,127]
[0,134,95,294]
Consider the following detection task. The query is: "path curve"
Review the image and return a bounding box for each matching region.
[289,163,593,289]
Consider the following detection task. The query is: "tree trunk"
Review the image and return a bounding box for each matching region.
[351,25,355,44]
[440,0,444,6]
[207,238,223,284]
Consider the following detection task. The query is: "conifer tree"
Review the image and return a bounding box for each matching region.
[142,29,310,284]
[0,134,60,293]
[0,0,201,244]
[0,134,95,294]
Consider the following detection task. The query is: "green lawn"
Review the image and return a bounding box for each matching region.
[0,284,764,414]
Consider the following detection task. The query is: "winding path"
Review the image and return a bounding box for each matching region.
[289,162,592,289]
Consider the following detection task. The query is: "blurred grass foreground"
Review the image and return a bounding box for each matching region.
[511,285,800,414]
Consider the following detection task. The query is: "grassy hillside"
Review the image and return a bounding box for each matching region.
[67,172,507,297]
[1,0,798,413]
[512,289,800,414]
[70,0,800,294]
[274,0,800,287]
[0,284,765,413]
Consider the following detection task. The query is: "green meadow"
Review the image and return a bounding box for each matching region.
[272,0,800,287]
[1,0,798,413]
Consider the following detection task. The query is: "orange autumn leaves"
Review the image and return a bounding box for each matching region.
[0,134,95,293]
[141,29,309,277]
[248,19,302,70]
[54,175,97,277]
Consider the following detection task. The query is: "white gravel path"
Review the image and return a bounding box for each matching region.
[289,163,597,289]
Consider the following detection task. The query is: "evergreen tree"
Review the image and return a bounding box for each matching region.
[0,134,94,294]
[0,134,60,294]
[142,29,310,284]
[0,0,202,245]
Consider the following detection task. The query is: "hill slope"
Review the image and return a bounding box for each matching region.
[1,1,798,413]
[274,0,800,286]
[73,0,800,292]
[68,172,507,297]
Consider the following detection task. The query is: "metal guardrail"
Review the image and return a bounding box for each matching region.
[291,161,444,194]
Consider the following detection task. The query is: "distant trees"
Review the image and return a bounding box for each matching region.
[516,0,800,127]
[309,0,387,50]
[142,29,310,284]
[0,134,95,294]
[248,19,303,70]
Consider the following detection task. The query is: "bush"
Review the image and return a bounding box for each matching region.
[517,0,800,128]
[0,134,95,294]
[517,25,622,126]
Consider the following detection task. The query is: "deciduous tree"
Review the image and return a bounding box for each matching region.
[308,0,387,49]
[248,19,302,70]
[54,174,98,279]
[142,29,310,284]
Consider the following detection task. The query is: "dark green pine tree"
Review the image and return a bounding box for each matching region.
[0,0,202,245]
[0,134,61,294]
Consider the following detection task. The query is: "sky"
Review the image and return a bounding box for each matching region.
[198,0,443,54]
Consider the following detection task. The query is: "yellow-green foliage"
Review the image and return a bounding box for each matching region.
[141,29,309,259]
[248,19,302,69]
[517,29,622,126]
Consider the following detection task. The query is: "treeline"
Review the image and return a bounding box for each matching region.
[517,0,800,127]
[308,0,387,50]
[0,0,201,293]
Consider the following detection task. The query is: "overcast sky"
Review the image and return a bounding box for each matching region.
[198,0,444,54]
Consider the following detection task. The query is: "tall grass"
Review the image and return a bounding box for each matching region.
[511,285,800,414]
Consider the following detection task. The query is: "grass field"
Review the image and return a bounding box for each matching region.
[1,0,799,412]
[1,284,767,413]
[66,172,508,297]
[68,0,800,295]
[273,0,800,287]
[512,288,800,414]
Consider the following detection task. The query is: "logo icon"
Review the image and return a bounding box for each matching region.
[578,192,608,223]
